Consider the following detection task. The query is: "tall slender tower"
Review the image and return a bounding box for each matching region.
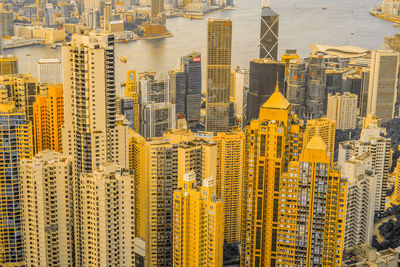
[259,0,279,60]
[151,0,164,24]
[0,103,33,266]
[173,173,224,267]
[62,32,116,266]
[240,85,304,266]
[206,19,232,133]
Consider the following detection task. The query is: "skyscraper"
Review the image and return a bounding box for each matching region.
[37,58,62,84]
[305,54,326,119]
[286,59,306,119]
[80,164,135,266]
[138,72,176,137]
[214,131,244,244]
[276,136,347,266]
[151,0,164,24]
[259,1,279,60]
[172,52,202,130]
[130,129,217,266]
[62,32,117,266]
[0,103,33,266]
[338,123,391,212]
[20,151,74,266]
[367,50,399,122]
[246,58,285,121]
[33,84,64,154]
[342,155,376,249]
[206,19,232,133]
[327,92,358,130]
[240,86,304,266]
[173,173,224,267]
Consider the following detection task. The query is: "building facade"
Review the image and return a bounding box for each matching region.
[20,151,74,266]
[173,173,224,267]
[0,103,33,266]
[33,84,64,154]
[37,58,62,84]
[327,92,358,130]
[206,19,232,132]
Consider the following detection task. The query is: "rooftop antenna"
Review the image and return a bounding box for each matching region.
[262,0,270,8]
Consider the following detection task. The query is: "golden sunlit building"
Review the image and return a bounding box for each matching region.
[240,86,304,267]
[125,70,140,133]
[33,84,64,154]
[0,55,18,76]
[129,129,217,266]
[276,135,347,266]
[390,158,400,206]
[20,151,74,266]
[206,19,232,132]
[305,117,336,161]
[362,113,381,129]
[173,172,224,267]
[0,103,33,266]
[214,131,244,243]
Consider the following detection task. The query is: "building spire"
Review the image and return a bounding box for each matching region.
[262,0,270,8]
[275,73,279,92]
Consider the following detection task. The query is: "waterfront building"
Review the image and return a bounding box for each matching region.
[130,129,217,266]
[171,52,202,131]
[20,151,74,266]
[304,117,336,161]
[240,86,304,266]
[206,19,232,132]
[0,55,18,75]
[37,58,62,84]
[246,58,285,122]
[367,49,399,122]
[342,155,376,249]
[33,84,64,154]
[0,103,33,266]
[80,164,135,266]
[327,92,358,130]
[259,1,279,60]
[338,124,391,212]
[173,173,224,267]
[62,32,117,266]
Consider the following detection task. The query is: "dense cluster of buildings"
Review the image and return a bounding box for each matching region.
[1,1,400,267]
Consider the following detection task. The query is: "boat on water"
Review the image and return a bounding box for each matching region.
[120,56,127,63]
[50,45,57,49]
[321,6,327,10]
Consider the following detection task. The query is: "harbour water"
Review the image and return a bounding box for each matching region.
[5,0,398,95]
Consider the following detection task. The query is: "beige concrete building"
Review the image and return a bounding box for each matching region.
[362,113,381,129]
[367,50,399,122]
[80,164,135,266]
[342,155,376,249]
[327,92,358,130]
[342,244,399,267]
[62,32,118,266]
[338,124,392,212]
[20,151,74,266]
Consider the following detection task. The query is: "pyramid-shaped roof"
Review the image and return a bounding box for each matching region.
[305,135,327,151]
[261,83,290,110]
